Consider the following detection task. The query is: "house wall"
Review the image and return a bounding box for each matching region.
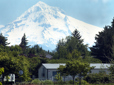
[38,66,47,80]
[47,69,57,81]
[91,69,110,74]
[38,65,111,81]
[46,69,76,81]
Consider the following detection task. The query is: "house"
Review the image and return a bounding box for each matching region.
[90,63,111,74]
[45,54,53,59]
[38,63,111,81]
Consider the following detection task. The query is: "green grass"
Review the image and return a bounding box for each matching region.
[90,83,114,85]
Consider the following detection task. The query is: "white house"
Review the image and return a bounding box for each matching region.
[38,63,111,81]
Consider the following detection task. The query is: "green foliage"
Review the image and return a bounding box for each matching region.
[83,56,102,63]
[31,79,53,85]
[0,52,20,75]
[58,65,67,76]
[16,56,31,81]
[66,52,72,59]
[54,73,62,81]
[72,49,81,59]
[54,29,90,59]
[28,57,41,77]
[65,60,94,84]
[58,65,68,82]
[0,52,21,84]
[0,82,2,85]
[90,18,114,62]
[10,45,22,56]
[41,80,53,85]
[0,50,31,82]
[31,79,41,84]
[108,62,114,82]
[76,80,89,85]
[84,73,110,84]
[56,39,67,59]
[0,33,9,46]
[68,80,76,84]
[19,33,29,54]
[0,67,4,75]
[108,63,114,74]
[48,59,69,63]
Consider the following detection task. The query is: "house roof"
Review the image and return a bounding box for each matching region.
[42,63,65,69]
[42,63,111,69]
[90,63,111,69]
[45,54,53,59]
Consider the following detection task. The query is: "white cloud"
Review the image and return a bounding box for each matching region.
[91,0,110,3]
[102,0,109,3]
[0,25,4,28]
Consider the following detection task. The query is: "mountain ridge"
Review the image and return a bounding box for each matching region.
[0,1,103,51]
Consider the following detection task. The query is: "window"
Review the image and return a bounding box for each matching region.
[53,71,57,76]
[42,67,45,77]
[52,71,57,81]
[99,70,106,73]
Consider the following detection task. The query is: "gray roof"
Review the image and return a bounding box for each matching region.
[45,54,53,59]
[90,63,111,69]
[42,63,111,69]
[42,63,65,69]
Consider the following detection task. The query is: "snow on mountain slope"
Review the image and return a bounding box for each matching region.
[0,1,103,51]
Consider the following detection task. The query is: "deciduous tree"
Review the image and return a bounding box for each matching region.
[65,60,93,85]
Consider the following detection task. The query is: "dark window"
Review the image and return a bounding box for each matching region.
[53,71,57,81]
[42,67,45,77]
[53,71,57,76]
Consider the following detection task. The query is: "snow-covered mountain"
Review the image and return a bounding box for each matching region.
[0,1,103,51]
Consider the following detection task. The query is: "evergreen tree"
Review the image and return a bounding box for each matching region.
[67,29,89,56]
[72,29,82,41]
[54,29,89,59]
[0,33,9,46]
[90,18,114,62]
[19,33,28,54]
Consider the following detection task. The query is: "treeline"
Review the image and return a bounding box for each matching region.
[0,18,114,82]
[0,33,49,83]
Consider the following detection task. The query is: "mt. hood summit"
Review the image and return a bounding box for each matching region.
[0,1,103,51]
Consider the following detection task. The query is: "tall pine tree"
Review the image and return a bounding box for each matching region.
[0,33,9,46]
[90,18,114,62]
[19,33,28,55]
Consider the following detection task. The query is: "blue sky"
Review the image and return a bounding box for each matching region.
[0,0,114,28]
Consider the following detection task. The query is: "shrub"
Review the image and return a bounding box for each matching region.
[41,80,53,85]
[76,80,89,85]
[31,79,41,84]
[0,82,2,85]
[68,80,76,84]
[84,73,110,84]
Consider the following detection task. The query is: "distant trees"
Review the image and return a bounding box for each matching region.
[0,52,20,83]
[0,33,9,46]
[0,33,50,82]
[53,29,90,59]
[90,18,114,62]
[19,33,29,55]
